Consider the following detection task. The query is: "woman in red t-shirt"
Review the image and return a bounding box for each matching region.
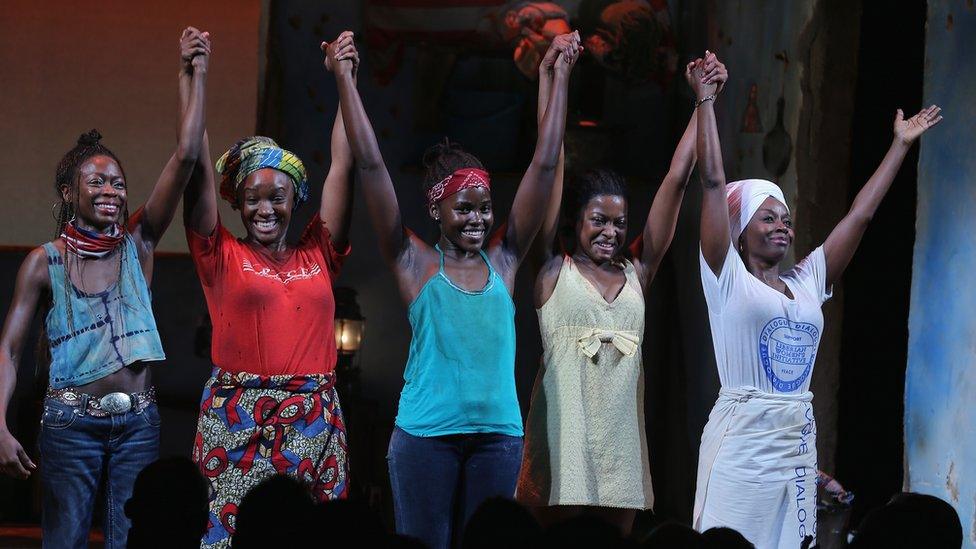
[181,33,359,548]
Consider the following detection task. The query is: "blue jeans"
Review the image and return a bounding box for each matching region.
[387,426,523,549]
[39,398,160,549]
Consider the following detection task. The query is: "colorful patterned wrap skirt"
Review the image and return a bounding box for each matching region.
[192,367,349,548]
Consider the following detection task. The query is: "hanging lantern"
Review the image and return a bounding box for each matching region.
[333,287,366,356]
[335,317,366,355]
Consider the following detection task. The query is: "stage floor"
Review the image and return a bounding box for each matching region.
[0,525,103,548]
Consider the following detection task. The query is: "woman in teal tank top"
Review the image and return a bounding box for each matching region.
[329,31,581,548]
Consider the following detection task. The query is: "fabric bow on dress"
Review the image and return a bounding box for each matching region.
[577,328,640,358]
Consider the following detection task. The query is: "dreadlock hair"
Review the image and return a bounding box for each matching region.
[421,138,485,195]
[54,129,129,235]
[52,129,136,335]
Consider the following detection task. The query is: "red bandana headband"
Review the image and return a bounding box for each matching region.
[426,168,491,206]
[61,221,124,258]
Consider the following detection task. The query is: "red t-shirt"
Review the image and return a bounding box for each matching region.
[186,215,349,376]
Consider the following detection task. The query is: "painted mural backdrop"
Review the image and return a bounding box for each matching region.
[906,1,976,546]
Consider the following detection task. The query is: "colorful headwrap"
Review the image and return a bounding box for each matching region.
[426,168,491,207]
[726,179,788,240]
[216,136,309,210]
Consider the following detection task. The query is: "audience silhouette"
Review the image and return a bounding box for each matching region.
[124,456,209,549]
[117,462,963,549]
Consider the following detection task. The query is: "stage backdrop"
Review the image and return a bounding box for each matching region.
[0,0,261,252]
[905,1,976,546]
[258,0,861,524]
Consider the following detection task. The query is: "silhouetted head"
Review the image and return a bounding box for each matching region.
[124,457,209,549]
[232,475,318,548]
[543,514,626,548]
[641,521,704,548]
[462,497,542,549]
[850,492,962,548]
[701,526,753,548]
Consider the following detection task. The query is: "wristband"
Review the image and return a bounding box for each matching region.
[695,94,717,108]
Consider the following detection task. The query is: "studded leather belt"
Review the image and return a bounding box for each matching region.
[45,386,157,417]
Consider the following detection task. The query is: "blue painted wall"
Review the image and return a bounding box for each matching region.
[906,1,976,545]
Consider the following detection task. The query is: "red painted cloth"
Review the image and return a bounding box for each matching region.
[186,215,349,376]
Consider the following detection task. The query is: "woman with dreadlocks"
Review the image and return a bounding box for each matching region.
[0,28,209,548]
[516,51,726,535]
[182,32,357,548]
[331,28,579,548]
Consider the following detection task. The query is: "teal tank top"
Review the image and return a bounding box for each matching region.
[395,245,523,437]
[43,235,165,389]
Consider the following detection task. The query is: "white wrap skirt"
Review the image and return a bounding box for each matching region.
[694,386,817,548]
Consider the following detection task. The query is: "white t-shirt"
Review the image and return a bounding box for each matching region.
[699,245,832,394]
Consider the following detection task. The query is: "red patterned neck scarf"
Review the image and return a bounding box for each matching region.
[426,168,491,207]
[61,221,124,258]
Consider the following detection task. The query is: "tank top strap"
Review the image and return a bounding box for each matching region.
[435,243,446,274]
[41,241,65,289]
[122,233,139,262]
[433,243,498,293]
[41,241,59,259]
[622,258,641,290]
[478,247,496,279]
[561,254,573,270]
[554,254,577,293]
[122,233,141,279]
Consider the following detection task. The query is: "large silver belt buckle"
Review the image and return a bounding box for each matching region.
[99,392,133,414]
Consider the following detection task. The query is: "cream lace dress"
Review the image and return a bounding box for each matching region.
[517,256,653,509]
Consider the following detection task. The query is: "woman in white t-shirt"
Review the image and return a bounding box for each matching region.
[692,63,942,549]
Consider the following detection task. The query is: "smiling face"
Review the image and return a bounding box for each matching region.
[431,186,494,253]
[740,196,794,264]
[576,194,628,263]
[62,155,127,232]
[238,168,294,248]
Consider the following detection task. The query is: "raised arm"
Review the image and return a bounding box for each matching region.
[637,52,727,285]
[691,54,729,275]
[318,35,359,250]
[181,30,217,237]
[327,32,409,266]
[822,105,942,286]
[138,28,210,245]
[502,32,580,265]
[529,43,566,267]
[634,110,696,278]
[0,249,46,479]
[319,105,355,250]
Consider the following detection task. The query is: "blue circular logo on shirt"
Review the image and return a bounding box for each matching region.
[758,317,819,392]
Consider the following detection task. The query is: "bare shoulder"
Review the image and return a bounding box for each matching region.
[126,217,155,264]
[485,238,514,268]
[627,255,653,291]
[399,230,438,273]
[393,231,440,302]
[534,254,565,308]
[20,246,52,291]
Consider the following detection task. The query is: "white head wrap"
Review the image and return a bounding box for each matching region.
[726,179,788,240]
